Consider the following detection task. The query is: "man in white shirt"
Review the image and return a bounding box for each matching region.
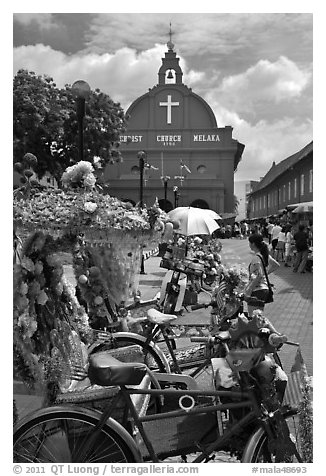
[267,221,274,244]
[271,221,282,257]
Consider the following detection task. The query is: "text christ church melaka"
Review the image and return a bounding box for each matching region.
[102,38,244,213]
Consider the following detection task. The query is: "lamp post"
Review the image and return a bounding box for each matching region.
[72,80,91,162]
[137,150,147,274]
[137,150,147,208]
[161,175,170,211]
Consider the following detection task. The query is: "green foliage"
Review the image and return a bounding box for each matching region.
[13,70,128,182]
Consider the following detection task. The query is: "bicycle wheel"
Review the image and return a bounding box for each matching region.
[14,407,140,463]
[88,334,168,373]
[243,412,303,462]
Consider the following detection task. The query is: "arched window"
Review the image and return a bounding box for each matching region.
[165,69,175,84]
[158,199,173,212]
[131,166,139,174]
[197,165,207,174]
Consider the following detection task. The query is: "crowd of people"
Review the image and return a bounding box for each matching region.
[214,216,313,275]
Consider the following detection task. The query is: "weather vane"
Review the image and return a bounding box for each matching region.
[167,22,174,50]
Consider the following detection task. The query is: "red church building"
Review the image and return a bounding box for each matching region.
[102,39,245,213]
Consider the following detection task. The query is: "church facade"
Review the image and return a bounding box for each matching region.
[102,41,245,213]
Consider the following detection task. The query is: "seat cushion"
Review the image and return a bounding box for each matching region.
[88,352,147,387]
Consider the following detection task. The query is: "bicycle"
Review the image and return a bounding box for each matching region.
[13,320,304,463]
[88,292,288,391]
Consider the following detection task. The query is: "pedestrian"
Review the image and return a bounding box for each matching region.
[270,221,282,258]
[243,233,280,317]
[267,221,274,244]
[275,226,286,262]
[293,224,310,273]
[240,221,248,238]
[284,225,294,267]
[225,224,232,238]
[234,222,240,238]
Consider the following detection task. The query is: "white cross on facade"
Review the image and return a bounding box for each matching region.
[159,95,179,124]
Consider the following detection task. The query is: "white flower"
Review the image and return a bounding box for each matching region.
[83,173,96,189]
[84,202,98,213]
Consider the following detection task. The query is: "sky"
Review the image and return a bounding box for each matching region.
[11,8,314,183]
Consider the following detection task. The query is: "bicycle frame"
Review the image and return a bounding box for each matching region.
[77,382,259,462]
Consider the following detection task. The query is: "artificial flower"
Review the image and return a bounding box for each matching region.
[84,201,98,213]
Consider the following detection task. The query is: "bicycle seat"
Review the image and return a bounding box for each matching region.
[88,352,147,387]
[147,308,178,325]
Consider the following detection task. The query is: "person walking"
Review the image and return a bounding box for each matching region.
[275,226,286,262]
[284,225,294,267]
[267,221,274,244]
[243,234,280,317]
[270,221,282,258]
[293,224,310,273]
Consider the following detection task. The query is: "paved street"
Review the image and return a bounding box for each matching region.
[14,237,313,421]
[139,238,313,376]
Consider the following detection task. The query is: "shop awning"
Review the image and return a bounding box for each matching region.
[286,201,313,210]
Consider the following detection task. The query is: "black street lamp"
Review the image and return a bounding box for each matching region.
[137,150,147,208]
[137,150,147,274]
[161,175,170,211]
[72,80,91,162]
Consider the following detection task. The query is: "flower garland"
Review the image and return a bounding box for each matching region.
[13,231,92,402]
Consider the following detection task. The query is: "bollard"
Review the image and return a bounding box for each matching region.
[140,254,146,275]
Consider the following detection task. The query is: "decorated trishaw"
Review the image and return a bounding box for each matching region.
[13,159,167,408]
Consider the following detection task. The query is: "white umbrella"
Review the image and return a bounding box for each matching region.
[202,209,222,220]
[167,207,219,236]
[292,204,313,213]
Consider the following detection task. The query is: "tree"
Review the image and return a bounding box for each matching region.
[233,194,240,214]
[13,70,128,183]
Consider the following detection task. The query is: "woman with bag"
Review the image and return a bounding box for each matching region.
[243,234,280,317]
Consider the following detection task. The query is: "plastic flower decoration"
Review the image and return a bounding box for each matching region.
[84,202,98,213]
[61,161,96,190]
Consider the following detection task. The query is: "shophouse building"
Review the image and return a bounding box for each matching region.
[247,141,313,220]
[102,40,245,212]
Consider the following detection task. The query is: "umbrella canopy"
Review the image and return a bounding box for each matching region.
[167,207,219,236]
[292,204,313,213]
[201,209,222,220]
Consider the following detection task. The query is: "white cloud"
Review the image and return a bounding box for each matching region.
[215,56,311,113]
[13,42,203,110]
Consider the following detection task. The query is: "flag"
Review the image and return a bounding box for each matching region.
[283,347,308,408]
[214,275,227,310]
[180,161,191,174]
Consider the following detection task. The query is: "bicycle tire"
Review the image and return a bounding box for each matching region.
[242,411,303,462]
[13,406,141,463]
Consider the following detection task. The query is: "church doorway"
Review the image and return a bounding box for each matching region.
[158,199,173,212]
[190,199,209,209]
